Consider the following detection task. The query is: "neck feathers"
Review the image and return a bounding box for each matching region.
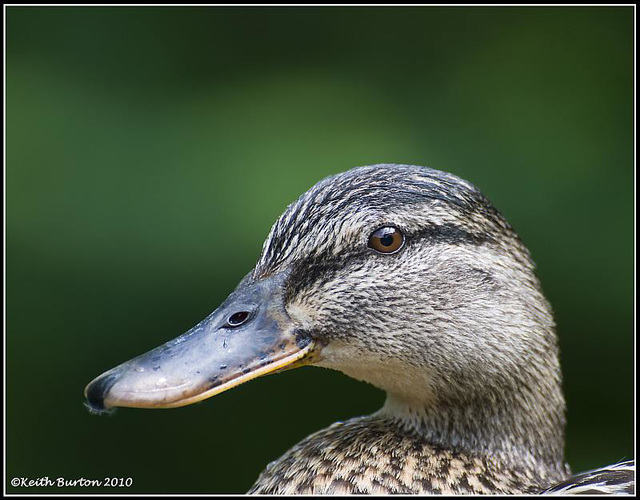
[378,354,568,478]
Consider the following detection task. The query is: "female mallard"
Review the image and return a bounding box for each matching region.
[85,164,634,494]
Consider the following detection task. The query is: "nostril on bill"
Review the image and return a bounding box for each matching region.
[85,372,120,413]
[227,311,251,327]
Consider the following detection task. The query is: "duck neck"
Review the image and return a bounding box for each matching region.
[377,382,567,474]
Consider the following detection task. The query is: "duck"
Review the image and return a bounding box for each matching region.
[84,163,634,494]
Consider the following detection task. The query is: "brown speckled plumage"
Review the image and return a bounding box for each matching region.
[250,416,568,494]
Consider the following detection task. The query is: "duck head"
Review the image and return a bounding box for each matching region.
[85,164,565,467]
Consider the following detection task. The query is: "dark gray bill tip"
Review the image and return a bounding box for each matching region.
[84,372,120,414]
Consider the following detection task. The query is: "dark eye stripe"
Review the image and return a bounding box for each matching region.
[284,224,492,302]
[413,225,490,246]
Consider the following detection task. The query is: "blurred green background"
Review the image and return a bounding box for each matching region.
[7,6,633,494]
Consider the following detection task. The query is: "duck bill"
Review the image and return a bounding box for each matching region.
[84,273,314,412]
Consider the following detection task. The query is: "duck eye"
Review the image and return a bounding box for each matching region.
[368,226,404,254]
